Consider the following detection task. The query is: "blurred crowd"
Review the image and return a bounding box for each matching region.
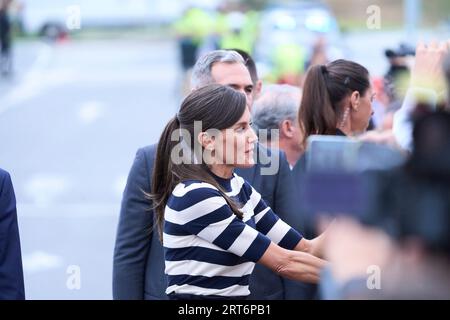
[173,3,335,93]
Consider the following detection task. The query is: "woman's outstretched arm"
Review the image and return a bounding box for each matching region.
[258,242,328,284]
[295,230,328,259]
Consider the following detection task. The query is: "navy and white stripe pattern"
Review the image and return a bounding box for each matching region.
[163,173,303,297]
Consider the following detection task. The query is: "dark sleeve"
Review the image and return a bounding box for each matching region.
[0,170,25,300]
[271,152,299,228]
[112,147,154,300]
[271,153,314,299]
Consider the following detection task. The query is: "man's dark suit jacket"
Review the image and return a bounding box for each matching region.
[113,143,304,300]
[0,168,25,300]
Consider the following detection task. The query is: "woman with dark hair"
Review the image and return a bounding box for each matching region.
[151,84,327,300]
[299,59,375,144]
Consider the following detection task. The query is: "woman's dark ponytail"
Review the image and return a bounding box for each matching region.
[150,116,180,240]
[299,64,337,145]
[298,59,370,144]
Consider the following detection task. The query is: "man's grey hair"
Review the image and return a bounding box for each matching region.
[252,84,302,140]
[191,50,245,88]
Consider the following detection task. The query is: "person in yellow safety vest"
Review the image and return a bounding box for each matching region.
[173,7,214,70]
[242,10,260,46]
[271,43,306,86]
[173,7,214,97]
[219,11,254,55]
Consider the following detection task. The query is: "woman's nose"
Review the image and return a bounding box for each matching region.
[248,128,258,143]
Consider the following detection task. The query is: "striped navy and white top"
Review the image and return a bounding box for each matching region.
[163,172,303,297]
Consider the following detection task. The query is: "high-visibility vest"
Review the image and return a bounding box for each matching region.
[272,43,306,79]
[173,8,213,45]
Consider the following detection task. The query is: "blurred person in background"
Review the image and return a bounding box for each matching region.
[445,51,450,104]
[218,6,258,56]
[0,0,13,77]
[370,77,390,130]
[173,7,213,98]
[0,168,25,300]
[375,44,415,130]
[320,41,450,300]
[320,110,450,299]
[306,36,329,70]
[298,59,375,145]
[384,43,415,105]
[271,43,306,87]
[228,48,262,101]
[252,84,304,169]
[393,40,450,152]
[293,59,375,245]
[252,84,320,300]
[359,40,450,150]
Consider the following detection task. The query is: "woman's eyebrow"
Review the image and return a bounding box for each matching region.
[233,121,248,127]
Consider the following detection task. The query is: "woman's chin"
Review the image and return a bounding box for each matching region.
[235,161,256,169]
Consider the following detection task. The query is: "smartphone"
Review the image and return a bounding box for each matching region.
[298,171,372,218]
[305,135,405,173]
[298,135,405,220]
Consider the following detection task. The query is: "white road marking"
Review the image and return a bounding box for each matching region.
[24,174,70,207]
[22,250,64,274]
[78,100,105,124]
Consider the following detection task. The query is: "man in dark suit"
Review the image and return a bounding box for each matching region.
[113,50,298,300]
[0,168,25,300]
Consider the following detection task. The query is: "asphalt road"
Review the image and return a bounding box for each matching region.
[0,37,179,299]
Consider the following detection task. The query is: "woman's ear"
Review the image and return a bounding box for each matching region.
[197,132,214,150]
[350,91,360,111]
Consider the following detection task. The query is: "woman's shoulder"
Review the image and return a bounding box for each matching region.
[171,180,221,199]
[231,173,255,193]
[168,180,226,212]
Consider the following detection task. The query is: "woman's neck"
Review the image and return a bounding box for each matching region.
[337,121,353,136]
[209,164,234,179]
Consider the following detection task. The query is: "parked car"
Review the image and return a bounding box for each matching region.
[19,0,192,39]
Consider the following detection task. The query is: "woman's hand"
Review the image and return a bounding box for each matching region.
[259,242,328,284]
[295,218,335,259]
[319,217,393,285]
[410,40,449,98]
